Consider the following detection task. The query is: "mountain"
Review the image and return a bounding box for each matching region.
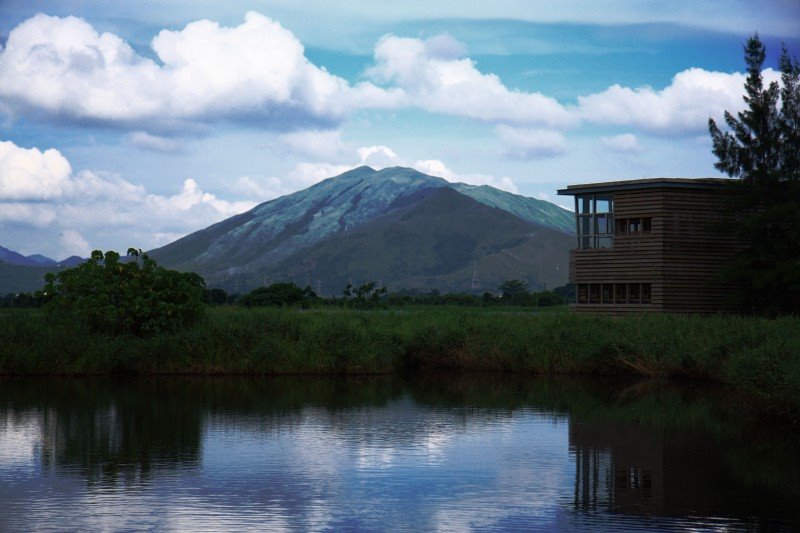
[0,248,87,294]
[26,254,57,266]
[150,166,575,294]
[268,187,571,294]
[0,245,43,267]
[58,256,87,267]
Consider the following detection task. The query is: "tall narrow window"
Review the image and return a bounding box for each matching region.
[575,194,614,249]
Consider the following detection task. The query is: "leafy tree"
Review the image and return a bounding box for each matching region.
[41,248,205,336]
[342,281,388,308]
[239,282,317,307]
[708,35,800,314]
[499,279,530,305]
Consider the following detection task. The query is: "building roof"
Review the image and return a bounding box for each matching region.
[557,177,733,196]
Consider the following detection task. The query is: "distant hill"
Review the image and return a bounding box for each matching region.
[0,262,52,294]
[0,248,86,294]
[150,166,575,295]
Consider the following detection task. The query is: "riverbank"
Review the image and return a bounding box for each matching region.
[2,307,798,421]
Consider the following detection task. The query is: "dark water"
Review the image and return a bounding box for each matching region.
[0,376,797,532]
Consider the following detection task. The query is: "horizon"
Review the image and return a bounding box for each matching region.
[1,2,798,258]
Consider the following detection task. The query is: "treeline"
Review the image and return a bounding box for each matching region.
[228,280,572,309]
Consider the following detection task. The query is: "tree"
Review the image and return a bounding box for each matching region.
[708,35,800,315]
[239,282,317,307]
[499,279,530,306]
[41,248,205,336]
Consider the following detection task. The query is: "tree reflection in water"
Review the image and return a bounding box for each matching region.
[0,375,797,529]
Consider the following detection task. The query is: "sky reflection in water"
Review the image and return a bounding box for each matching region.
[0,376,797,531]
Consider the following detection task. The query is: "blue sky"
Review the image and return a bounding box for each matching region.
[0,1,798,259]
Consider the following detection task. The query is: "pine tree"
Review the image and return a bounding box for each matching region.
[708,35,800,315]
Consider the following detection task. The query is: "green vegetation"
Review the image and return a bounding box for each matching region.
[709,35,800,315]
[1,306,798,421]
[42,249,205,336]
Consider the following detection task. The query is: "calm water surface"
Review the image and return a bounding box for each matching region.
[0,376,797,532]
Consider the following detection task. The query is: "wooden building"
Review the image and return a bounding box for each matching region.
[557,178,739,314]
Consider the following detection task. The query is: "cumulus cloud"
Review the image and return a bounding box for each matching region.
[357,145,400,168]
[576,67,782,135]
[412,159,518,193]
[367,35,576,128]
[0,12,401,131]
[231,176,293,200]
[59,229,91,258]
[0,140,72,200]
[0,138,256,255]
[494,125,567,159]
[600,133,642,154]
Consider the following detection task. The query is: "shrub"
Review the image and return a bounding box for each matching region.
[239,282,317,307]
[41,248,205,336]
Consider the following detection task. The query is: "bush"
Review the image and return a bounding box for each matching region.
[239,282,317,307]
[41,248,205,336]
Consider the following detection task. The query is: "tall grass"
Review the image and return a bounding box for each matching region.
[1,307,798,420]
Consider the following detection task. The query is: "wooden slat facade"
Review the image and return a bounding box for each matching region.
[558,179,740,315]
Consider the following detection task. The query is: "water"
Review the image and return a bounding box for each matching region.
[0,376,797,531]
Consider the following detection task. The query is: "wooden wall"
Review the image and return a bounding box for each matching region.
[569,186,740,315]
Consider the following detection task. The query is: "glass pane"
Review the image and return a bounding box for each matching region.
[597,236,613,248]
[595,196,612,213]
[615,218,627,234]
[580,236,592,249]
[579,215,591,236]
[578,196,592,214]
[595,215,611,234]
[629,218,641,233]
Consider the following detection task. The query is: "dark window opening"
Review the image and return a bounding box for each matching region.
[575,282,653,305]
[589,284,601,304]
[614,217,652,235]
[614,284,627,304]
[628,283,641,303]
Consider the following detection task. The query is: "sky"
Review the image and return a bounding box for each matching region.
[0,1,798,259]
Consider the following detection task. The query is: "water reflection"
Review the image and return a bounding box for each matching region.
[0,376,797,531]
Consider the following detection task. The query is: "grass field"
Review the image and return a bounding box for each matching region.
[2,306,798,421]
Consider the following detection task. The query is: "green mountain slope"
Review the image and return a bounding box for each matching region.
[260,187,571,295]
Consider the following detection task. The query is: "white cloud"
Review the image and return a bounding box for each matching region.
[288,162,354,187]
[0,12,401,131]
[357,145,400,168]
[413,159,518,193]
[367,35,576,129]
[0,140,73,200]
[576,68,782,135]
[129,132,184,153]
[0,138,256,255]
[59,229,91,258]
[600,133,642,154]
[231,176,292,200]
[494,125,567,159]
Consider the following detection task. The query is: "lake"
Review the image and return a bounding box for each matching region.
[0,376,797,531]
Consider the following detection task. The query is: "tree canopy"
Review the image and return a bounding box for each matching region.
[41,248,205,335]
[708,35,800,315]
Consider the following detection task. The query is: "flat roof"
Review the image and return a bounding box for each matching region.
[557,177,733,196]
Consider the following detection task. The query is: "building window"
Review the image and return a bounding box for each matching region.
[614,217,652,235]
[575,194,613,249]
[574,283,652,305]
[577,284,589,303]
